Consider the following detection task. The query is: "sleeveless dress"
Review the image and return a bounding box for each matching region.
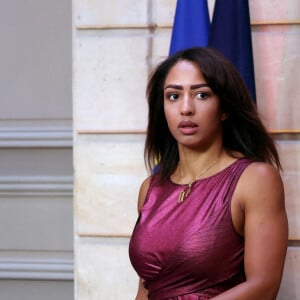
[129,158,252,300]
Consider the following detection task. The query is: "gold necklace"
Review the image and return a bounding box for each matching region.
[178,158,219,203]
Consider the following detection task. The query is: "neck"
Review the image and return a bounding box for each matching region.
[175,146,224,184]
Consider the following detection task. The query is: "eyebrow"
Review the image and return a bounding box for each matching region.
[164,83,209,90]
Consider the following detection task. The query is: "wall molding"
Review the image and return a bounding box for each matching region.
[0,127,73,148]
[0,258,73,280]
[0,176,73,197]
[76,20,300,30]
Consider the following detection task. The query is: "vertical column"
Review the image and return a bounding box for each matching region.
[73,0,152,298]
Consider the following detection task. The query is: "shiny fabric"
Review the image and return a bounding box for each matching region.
[129,158,252,299]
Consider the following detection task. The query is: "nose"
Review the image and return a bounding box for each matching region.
[180,93,195,116]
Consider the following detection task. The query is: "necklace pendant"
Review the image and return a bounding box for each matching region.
[178,190,186,203]
[178,184,192,203]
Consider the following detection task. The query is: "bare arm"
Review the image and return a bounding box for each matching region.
[137,176,151,213]
[134,177,151,299]
[135,278,148,300]
[212,163,288,300]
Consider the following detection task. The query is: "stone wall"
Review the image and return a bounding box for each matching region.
[73,0,300,299]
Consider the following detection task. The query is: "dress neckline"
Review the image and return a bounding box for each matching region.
[168,157,248,187]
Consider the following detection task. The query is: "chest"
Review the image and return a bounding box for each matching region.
[133,182,243,278]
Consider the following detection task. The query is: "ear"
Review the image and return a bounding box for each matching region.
[221,112,228,121]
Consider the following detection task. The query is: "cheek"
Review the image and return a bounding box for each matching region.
[201,108,225,130]
[201,105,222,121]
[164,108,178,135]
[209,103,224,122]
[164,104,175,124]
[164,113,175,131]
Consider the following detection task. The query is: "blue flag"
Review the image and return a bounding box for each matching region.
[209,0,256,102]
[169,0,210,55]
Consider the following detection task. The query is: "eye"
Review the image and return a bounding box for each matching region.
[167,93,179,101]
[195,92,208,100]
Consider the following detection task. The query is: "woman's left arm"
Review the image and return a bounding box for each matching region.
[212,162,288,300]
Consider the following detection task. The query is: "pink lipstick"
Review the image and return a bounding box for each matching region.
[178,121,198,135]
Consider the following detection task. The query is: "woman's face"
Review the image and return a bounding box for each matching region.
[163,60,227,150]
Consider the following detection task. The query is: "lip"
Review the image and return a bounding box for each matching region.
[178,120,199,135]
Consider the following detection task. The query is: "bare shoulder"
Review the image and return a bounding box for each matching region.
[241,162,283,190]
[237,162,285,210]
[137,176,152,213]
[243,161,282,181]
[233,162,288,297]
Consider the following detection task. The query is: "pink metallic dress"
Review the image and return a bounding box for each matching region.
[129,158,253,299]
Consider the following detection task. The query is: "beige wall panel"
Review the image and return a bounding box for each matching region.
[151,28,172,69]
[152,0,175,26]
[74,134,147,236]
[75,0,148,27]
[278,247,300,299]
[278,141,300,173]
[74,31,148,132]
[277,141,300,239]
[153,0,216,26]
[151,0,300,27]
[283,173,300,240]
[250,0,300,22]
[76,237,137,300]
[253,26,300,130]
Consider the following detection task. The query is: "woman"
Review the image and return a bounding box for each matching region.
[129,47,288,299]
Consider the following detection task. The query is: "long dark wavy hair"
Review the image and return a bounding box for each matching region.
[145,47,281,181]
